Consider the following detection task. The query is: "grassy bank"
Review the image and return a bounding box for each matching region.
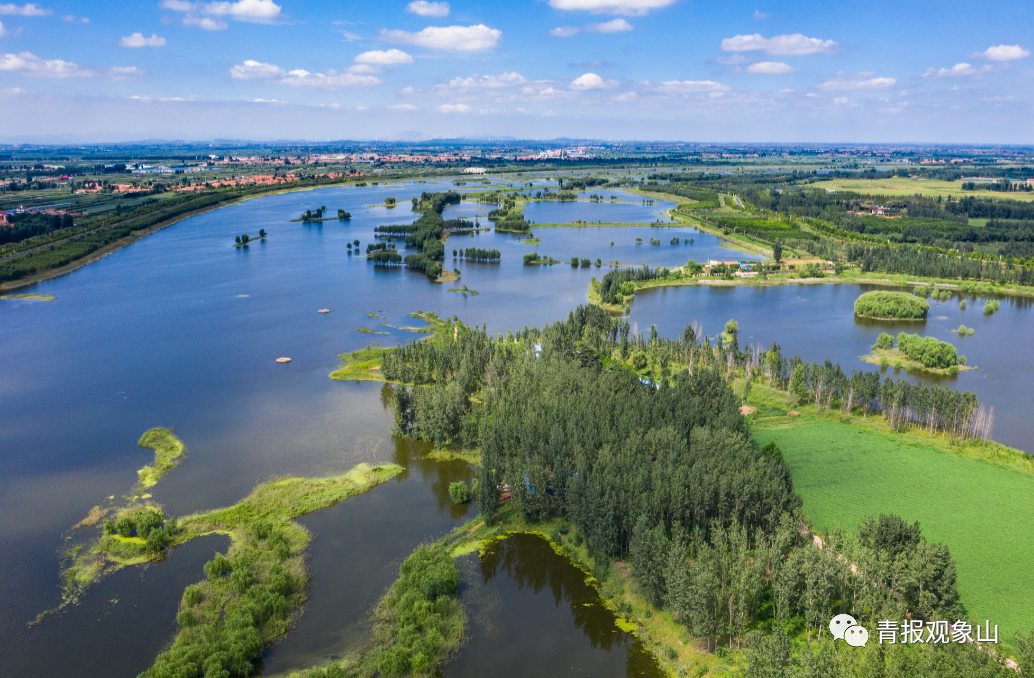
[137,463,403,678]
[135,428,186,490]
[746,381,1034,642]
[862,346,973,375]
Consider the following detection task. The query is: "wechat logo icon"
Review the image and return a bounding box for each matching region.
[830,614,869,648]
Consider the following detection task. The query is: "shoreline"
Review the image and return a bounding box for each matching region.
[1,179,363,291]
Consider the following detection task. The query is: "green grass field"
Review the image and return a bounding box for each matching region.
[753,417,1034,643]
[811,177,1034,202]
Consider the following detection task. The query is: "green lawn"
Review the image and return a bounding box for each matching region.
[753,419,1034,643]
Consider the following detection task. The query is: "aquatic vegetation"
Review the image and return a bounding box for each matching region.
[984,299,1001,315]
[853,291,929,320]
[448,482,470,504]
[1,292,56,301]
[136,428,186,490]
[446,285,479,296]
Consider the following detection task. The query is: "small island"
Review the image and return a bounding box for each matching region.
[854,290,929,320]
[864,331,971,375]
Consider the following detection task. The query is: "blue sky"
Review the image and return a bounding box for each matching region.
[0,0,1032,142]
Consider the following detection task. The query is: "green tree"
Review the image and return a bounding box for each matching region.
[772,241,783,263]
[790,364,807,406]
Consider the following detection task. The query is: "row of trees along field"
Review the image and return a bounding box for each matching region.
[377,305,1012,666]
[0,212,75,246]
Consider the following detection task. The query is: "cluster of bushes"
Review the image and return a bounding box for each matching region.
[371,544,464,676]
[984,299,1001,315]
[523,252,560,265]
[102,506,177,555]
[853,291,930,320]
[598,266,666,304]
[141,519,304,678]
[896,332,959,369]
[369,250,403,265]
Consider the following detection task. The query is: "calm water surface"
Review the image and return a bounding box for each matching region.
[1,181,1031,677]
[446,533,663,678]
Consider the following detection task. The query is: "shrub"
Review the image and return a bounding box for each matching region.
[854,291,929,320]
[960,300,967,310]
[725,319,739,333]
[176,609,196,627]
[230,567,254,595]
[136,508,163,539]
[114,515,135,538]
[959,355,967,365]
[632,352,648,370]
[183,585,202,607]
[984,300,1000,315]
[204,553,232,580]
[448,482,470,504]
[873,332,894,350]
[145,528,169,553]
[896,332,958,369]
[760,441,784,464]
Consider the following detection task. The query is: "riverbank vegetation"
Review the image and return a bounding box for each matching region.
[854,290,930,319]
[864,331,967,375]
[374,191,460,279]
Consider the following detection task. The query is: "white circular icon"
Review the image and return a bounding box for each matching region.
[829,614,858,640]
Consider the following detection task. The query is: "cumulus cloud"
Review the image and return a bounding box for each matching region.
[0,3,50,16]
[406,1,448,17]
[0,51,141,79]
[230,59,285,80]
[354,49,413,65]
[389,103,418,110]
[570,72,618,90]
[381,24,501,51]
[817,72,895,90]
[162,0,283,29]
[230,59,380,88]
[721,33,839,55]
[923,62,992,78]
[746,61,795,74]
[977,44,1030,61]
[438,103,472,113]
[588,18,633,32]
[548,0,675,16]
[120,33,167,48]
[832,97,853,106]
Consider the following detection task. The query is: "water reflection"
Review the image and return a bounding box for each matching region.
[446,533,663,678]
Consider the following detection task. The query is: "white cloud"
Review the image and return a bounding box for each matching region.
[346,64,379,74]
[230,59,285,80]
[650,79,730,93]
[107,66,145,80]
[278,69,380,88]
[721,33,839,55]
[817,72,895,90]
[614,91,637,102]
[923,62,993,78]
[184,16,226,30]
[2,86,24,93]
[0,51,141,79]
[162,0,283,29]
[0,51,90,77]
[978,44,1030,62]
[120,33,167,48]
[548,0,675,16]
[450,71,526,89]
[354,49,413,65]
[0,20,7,36]
[405,0,448,17]
[62,14,88,22]
[0,3,50,16]
[753,10,771,19]
[390,103,418,110]
[550,26,580,37]
[381,24,501,51]
[587,18,633,32]
[438,103,472,113]
[832,97,854,106]
[230,59,379,88]
[746,61,795,74]
[570,72,618,90]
